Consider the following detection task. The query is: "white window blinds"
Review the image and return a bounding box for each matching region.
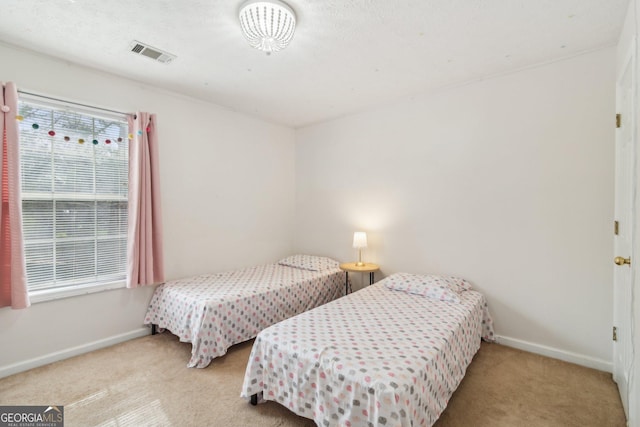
[18,98,129,292]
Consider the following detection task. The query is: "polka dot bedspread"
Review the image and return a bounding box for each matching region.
[144,263,345,368]
[241,274,494,427]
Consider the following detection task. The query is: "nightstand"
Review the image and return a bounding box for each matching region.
[339,262,380,295]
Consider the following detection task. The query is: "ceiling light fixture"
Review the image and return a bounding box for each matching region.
[239,0,296,55]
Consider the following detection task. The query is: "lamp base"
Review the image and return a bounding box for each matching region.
[355,248,365,267]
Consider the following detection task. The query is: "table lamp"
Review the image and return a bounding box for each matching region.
[353,232,367,266]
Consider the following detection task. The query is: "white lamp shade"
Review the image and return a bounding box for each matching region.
[352,232,367,249]
[239,0,296,54]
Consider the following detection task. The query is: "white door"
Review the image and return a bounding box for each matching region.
[613,39,635,419]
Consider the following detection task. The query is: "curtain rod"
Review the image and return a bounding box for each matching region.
[17,90,133,117]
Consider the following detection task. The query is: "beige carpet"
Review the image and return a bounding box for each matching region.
[0,334,626,427]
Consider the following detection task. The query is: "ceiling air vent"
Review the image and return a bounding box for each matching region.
[129,41,176,64]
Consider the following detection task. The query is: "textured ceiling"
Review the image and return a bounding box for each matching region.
[0,0,630,128]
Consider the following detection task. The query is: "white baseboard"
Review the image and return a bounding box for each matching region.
[0,327,150,379]
[495,335,613,373]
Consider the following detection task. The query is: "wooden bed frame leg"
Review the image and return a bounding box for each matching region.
[250,394,258,406]
[151,324,157,335]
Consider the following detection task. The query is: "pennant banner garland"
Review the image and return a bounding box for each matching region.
[15,114,140,146]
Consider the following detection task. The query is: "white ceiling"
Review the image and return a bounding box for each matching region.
[0,0,630,128]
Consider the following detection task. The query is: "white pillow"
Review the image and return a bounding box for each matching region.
[384,272,471,303]
[278,254,340,271]
[416,274,472,293]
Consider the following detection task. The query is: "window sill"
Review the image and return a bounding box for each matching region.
[29,280,127,304]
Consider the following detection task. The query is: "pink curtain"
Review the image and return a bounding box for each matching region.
[127,113,165,287]
[0,82,29,309]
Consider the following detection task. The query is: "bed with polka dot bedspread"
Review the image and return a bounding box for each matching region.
[144,263,345,368]
[241,273,494,427]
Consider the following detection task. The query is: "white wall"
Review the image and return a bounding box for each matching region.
[294,48,616,370]
[0,42,295,376]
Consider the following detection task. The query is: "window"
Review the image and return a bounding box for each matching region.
[18,97,129,299]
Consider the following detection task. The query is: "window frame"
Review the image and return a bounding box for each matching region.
[18,95,130,303]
